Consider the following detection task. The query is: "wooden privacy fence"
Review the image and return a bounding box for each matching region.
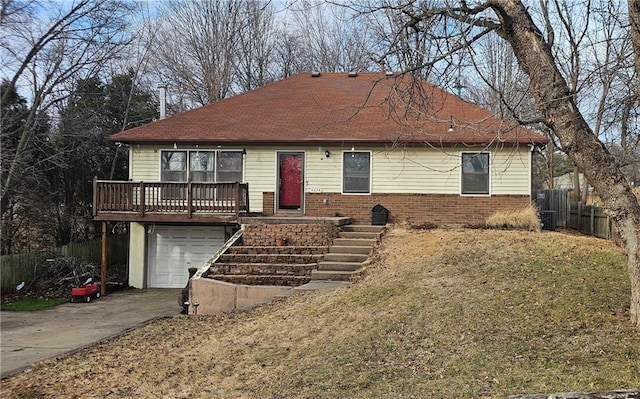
[1,252,49,294]
[58,234,129,265]
[534,189,613,239]
[567,202,613,239]
[1,234,128,293]
[534,189,570,228]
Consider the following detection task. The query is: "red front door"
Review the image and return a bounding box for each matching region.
[278,153,303,210]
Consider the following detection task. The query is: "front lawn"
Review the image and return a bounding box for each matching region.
[1,228,638,398]
[1,298,68,311]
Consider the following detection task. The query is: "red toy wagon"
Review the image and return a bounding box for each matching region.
[70,284,101,303]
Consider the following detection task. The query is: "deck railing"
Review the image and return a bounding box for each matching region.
[93,180,249,218]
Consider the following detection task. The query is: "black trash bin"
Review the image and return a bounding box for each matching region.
[371,204,388,226]
[540,210,556,231]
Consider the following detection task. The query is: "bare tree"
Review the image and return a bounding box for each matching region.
[363,0,445,81]
[360,0,640,326]
[272,28,306,78]
[152,0,245,108]
[284,0,375,73]
[629,0,640,94]
[234,1,278,91]
[1,0,137,233]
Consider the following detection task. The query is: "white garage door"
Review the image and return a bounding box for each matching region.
[148,225,225,288]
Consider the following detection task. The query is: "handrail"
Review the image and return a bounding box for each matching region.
[192,227,244,280]
[93,179,249,216]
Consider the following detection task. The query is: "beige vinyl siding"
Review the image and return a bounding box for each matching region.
[489,147,531,195]
[130,145,161,181]
[244,146,277,213]
[372,147,460,194]
[371,146,530,195]
[128,144,532,214]
[305,146,342,192]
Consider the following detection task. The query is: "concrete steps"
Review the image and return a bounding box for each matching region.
[310,268,365,281]
[328,245,371,254]
[206,224,385,287]
[337,231,381,239]
[332,238,378,247]
[310,224,385,282]
[322,253,368,263]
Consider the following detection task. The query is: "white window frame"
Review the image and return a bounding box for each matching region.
[460,151,491,196]
[341,150,372,195]
[160,150,187,181]
[159,149,244,183]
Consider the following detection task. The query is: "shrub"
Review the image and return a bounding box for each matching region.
[485,205,541,231]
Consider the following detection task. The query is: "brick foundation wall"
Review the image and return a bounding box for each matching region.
[242,223,339,246]
[301,193,531,225]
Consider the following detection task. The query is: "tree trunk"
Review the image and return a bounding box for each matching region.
[628,0,640,95]
[490,0,640,326]
[572,166,581,202]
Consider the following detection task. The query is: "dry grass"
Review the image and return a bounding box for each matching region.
[2,228,638,399]
[485,205,541,231]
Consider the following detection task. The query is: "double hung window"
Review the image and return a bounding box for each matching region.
[343,151,371,194]
[461,152,490,195]
[161,151,187,199]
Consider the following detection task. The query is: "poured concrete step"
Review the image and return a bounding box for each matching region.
[341,225,386,233]
[310,268,364,281]
[329,245,372,255]
[317,261,363,272]
[323,253,368,263]
[338,231,381,239]
[332,238,378,247]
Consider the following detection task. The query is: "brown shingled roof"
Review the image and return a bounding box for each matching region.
[110,72,547,145]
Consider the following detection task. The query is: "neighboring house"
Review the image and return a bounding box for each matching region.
[551,172,584,190]
[94,72,547,289]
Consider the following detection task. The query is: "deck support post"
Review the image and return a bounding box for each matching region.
[101,221,107,296]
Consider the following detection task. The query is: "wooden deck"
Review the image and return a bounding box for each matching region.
[93,180,249,223]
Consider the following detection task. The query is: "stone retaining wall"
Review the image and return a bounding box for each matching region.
[242,223,339,246]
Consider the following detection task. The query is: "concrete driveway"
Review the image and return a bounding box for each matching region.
[1,288,182,378]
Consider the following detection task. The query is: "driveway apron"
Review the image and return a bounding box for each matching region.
[1,288,182,378]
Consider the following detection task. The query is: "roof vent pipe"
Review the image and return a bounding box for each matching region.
[158,85,167,119]
[311,71,321,77]
[348,71,358,77]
